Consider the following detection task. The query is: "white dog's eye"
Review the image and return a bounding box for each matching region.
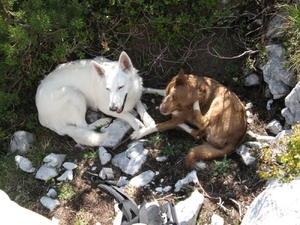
[106,88,110,91]
[118,86,124,90]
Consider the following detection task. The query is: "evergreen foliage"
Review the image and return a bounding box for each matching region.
[1,0,249,151]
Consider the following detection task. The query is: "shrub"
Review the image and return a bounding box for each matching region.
[0,0,251,153]
[258,125,300,182]
[279,3,300,81]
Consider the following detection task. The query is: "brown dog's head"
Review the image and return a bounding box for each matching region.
[160,69,198,115]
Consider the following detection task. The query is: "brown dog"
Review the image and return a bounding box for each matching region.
[132,69,247,170]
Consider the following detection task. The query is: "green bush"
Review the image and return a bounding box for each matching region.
[0,0,251,153]
[259,125,300,182]
[279,3,300,81]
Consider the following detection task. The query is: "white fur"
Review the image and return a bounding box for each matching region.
[36,52,155,146]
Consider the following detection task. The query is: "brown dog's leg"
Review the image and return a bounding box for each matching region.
[177,123,205,140]
[193,101,209,129]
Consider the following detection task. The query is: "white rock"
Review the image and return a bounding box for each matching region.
[63,162,77,170]
[266,99,273,111]
[245,102,253,110]
[244,141,262,150]
[155,187,163,193]
[282,81,300,125]
[101,111,137,148]
[15,155,35,173]
[273,129,293,143]
[242,177,300,225]
[247,131,275,142]
[174,170,199,192]
[117,176,129,187]
[244,73,260,87]
[112,141,148,175]
[99,167,114,180]
[35,165,58,181]
[236,145,256,165]
[175,189,204,225]
[266,119,283,135]
[261,44,295,99]
[211,214,224,225]
[156,156,168,162]
[57,170,73,181]
[163,186,172,192]
[47,189,57,198]
[43,153,66,168]
[10,131,34,154]
[98,147,112,165]
[129,170,155,187]
[40,196,60,211]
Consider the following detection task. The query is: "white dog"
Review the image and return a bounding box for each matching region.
[36,51,155,146]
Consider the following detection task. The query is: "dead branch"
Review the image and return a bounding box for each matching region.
[207,42,258,59]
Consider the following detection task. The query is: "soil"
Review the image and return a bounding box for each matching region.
[29,43,282,224]
[5,3,287,224]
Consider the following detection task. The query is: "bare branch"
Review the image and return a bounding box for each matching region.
[207,42,258,59]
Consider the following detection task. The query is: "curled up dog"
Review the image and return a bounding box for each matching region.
[36,52,155,146]
[132,69,247,170]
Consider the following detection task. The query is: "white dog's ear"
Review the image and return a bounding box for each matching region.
[118,51,133,72]
[92,61,105,76]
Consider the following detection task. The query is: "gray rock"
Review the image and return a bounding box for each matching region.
[156,156,168,162]
[247,131,275,142]
[35,165,58,181]
[261,44,295,99]
[174,170,199,192]
[101,112,137,148]
[175,189,204,225]
[273,129,293,143]
[129,170,155,187]
[244,73,260,86]
[15,155,35,173]
[98,147,112,165]
[244,141,262,150]
[266,119,283,135]
[211,214,224,225]
[62,162,77,170]
[266,99,273,111]
[112,141,148,175]
[266,15,285,39]
[236,145,256,165]
[10,131,34,154]
[241,178,300,225]
[46,189,57,198]
[117,176,129,187]
[43,153,66,168]
[57,170,73,181]
[282,82,300,126]
[40,196,60,211]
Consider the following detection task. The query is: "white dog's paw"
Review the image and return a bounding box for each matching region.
[130,130,143,140]
[89,117,112,129]
[100,117,112,126]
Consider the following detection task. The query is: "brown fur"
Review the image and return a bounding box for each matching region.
[156,69,247,170]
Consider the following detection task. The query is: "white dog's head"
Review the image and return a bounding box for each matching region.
[92,51,135,113]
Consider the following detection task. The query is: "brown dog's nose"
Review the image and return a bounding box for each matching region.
[159,105,167,114]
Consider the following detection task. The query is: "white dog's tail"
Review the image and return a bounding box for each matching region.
[58,126,108,146]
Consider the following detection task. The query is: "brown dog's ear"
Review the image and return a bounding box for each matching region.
[175,69,188,86]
